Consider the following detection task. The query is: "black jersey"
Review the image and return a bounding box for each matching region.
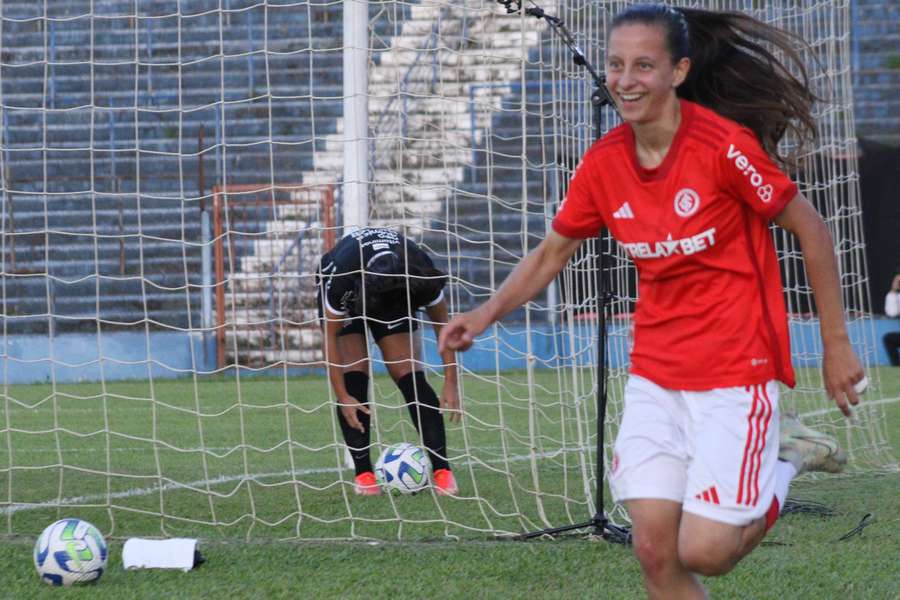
[318,228,444,316]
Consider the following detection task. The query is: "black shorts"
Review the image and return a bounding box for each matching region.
[334,313,419,342]
[315,276,419,342]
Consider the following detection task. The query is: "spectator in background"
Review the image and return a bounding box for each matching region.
[884,272,900,366]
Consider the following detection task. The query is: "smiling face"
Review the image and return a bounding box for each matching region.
[605,23,691,126]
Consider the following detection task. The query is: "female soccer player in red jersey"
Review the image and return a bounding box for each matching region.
[439,4,865,598]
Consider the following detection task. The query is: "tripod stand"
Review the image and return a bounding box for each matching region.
[497,0,630,544]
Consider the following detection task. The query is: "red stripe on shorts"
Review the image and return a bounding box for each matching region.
[747,386,764,505]
[750,384,774,506]
[737,385,762,505]
[746,385,765,505]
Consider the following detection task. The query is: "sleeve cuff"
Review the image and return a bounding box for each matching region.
[424,289,444,308]
[551,217,597,240]
[765,182,798,220]
[323,293,347,317]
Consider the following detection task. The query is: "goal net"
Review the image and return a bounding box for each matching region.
[0,0,894,541]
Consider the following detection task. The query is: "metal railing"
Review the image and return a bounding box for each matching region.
[212,183,334,368]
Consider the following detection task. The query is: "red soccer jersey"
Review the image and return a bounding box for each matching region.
[552,99,797,390]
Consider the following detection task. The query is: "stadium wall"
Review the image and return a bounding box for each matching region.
[1,318,896,385]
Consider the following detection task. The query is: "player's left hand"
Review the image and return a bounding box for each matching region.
[822,339,865,417]
[440,381,461,423]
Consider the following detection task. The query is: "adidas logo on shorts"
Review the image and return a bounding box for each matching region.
[694,485,721,505]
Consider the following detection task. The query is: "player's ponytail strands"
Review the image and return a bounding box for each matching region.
[677,7,817,168]
[611,4,818,169]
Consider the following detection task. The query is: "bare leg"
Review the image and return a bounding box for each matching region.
[678,510,767,576]
[376,330,418,382]
[626,499,708,600]
[337,333,369,375]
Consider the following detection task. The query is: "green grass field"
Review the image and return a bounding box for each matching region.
[0,367,627,542]
[0,368,897,599]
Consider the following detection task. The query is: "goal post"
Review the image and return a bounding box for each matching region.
[0,0,894,541]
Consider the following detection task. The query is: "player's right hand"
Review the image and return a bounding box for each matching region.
[438,309,490,353]
[822,340,864,417]
[338,395,369,433]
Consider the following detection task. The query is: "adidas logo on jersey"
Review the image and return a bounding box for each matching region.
[694,485,721,505]
[613,202,635,219]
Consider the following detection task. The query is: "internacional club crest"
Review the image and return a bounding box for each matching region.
[673,188,700,218]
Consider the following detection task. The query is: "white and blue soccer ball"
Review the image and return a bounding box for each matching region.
[375,442,431,494]
[34,518,108,586]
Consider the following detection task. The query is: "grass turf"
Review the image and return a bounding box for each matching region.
[0,368,897,598]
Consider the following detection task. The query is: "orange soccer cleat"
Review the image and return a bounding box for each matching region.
[353,471,382,496]
[433,469,458,496]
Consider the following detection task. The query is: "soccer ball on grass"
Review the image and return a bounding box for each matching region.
[375,442,430,494]
[34,518,108,586]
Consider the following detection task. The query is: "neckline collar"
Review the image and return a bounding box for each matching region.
[625,98,694,183]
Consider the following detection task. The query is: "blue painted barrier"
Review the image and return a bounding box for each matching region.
[1,317,897,385]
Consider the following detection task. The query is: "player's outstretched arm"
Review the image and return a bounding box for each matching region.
[439,230,583,353]
[775,194,865,416]
[322,307,370,432]
[425,298,460,423]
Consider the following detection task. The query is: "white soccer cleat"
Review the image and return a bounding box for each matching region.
[778,413,847,474]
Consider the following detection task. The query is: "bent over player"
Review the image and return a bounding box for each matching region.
[318,227,459,496]
[440,4,863,598]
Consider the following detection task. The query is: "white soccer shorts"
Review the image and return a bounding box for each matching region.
[609,375,780,526]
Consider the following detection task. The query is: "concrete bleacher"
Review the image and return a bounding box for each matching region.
[0,0,353,334]
[218,1,547,365]
[1,0,893,359]
[415,45,585,320]
[852,0,900,144]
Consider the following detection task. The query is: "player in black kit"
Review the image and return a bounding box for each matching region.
[317,228,459,495]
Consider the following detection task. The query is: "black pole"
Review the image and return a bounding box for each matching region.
[505,1,629,544]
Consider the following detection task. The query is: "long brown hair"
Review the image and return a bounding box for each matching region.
[611,4,818,168]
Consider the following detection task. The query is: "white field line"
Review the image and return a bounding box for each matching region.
[6,444,513,455]
[9,446,246,455]
[4,398,897,516]
[800,395,900,417]
[7,397,897,455]
[0,466,341,517]
[0,447,590,516]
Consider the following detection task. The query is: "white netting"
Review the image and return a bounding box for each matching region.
[0,0,894,541]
